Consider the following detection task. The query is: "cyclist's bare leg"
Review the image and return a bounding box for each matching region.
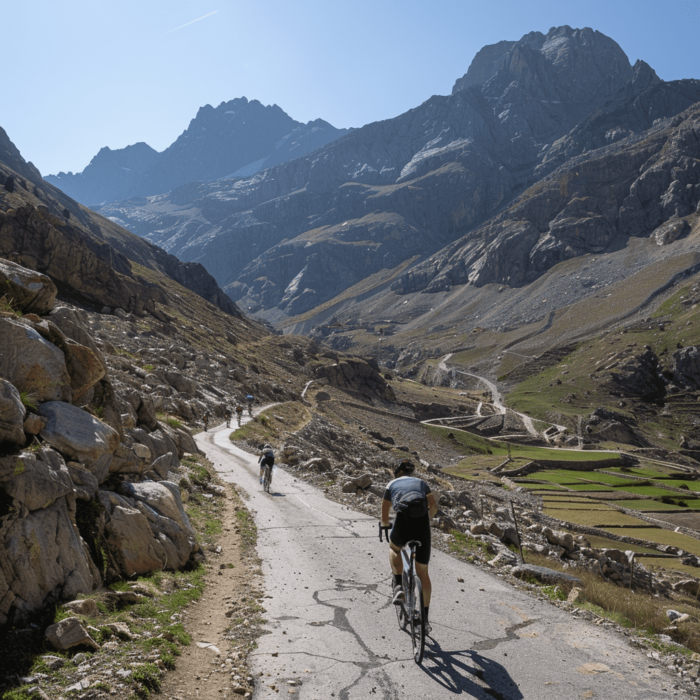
[389,541,403,575]
[415,562,431,606]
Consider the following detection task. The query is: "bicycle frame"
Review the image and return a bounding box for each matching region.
[379,523,426,663]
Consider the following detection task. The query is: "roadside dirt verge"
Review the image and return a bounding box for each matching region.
[160,484,264,700]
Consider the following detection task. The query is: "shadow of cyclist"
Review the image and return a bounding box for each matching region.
[419,637,523,699]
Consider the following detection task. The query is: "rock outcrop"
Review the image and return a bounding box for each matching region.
[314,358,396,402]
[0,257,209,628]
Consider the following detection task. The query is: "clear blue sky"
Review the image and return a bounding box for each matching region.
[5,0,699,175]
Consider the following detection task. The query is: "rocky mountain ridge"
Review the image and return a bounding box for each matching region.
[89,27,700,333]
[46,98,349,204]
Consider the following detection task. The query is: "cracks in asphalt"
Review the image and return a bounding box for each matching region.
[310,577,402,700]
[471,618,537,651]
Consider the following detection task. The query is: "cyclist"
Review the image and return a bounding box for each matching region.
[259,443,275,486]
[381,458,437,633]
[246,395,255,417]
[224,406,232,428]
[235,403,244,426]
[203,411,210,432]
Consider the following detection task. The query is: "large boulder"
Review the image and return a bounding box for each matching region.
[102,481,197,576]
[66,462,99,501]
[0,318,72,402]
[131,427,180,470]
[49,306,108,373]
[104,504,170,577]
[164,371,197,395]
[0,449,73,511]
[0,497,95,627]
[120,481,195,538]
[0,258,57,314]
[0,378,26,445]
[674,346,700,389]
[62,340,106,403]
[160,422,199,457]
[39,402,119,482]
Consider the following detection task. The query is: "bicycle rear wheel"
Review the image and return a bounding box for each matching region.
[409,575,425,664]
[263,467,271,493]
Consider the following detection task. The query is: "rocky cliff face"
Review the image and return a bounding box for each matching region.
[92,26,700,325]
[46,98,349,204]
[0,126,239,316]
[392,102,700,294]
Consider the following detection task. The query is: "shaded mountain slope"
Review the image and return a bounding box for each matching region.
[0,127,239,316]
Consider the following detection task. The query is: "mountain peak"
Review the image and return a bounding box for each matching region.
[453,25,633,102]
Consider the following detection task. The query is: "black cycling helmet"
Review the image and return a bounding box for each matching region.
[394,458,415,477]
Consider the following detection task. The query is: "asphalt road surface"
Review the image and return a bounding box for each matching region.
[198,424,683,699]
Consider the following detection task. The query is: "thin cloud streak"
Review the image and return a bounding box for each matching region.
[164,10,218,36]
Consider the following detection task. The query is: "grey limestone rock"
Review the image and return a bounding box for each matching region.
[0,378,26,445]
[0,258,57,314]
[39,401,120,482]
[45,616,100,651]
[0,318,72,403]
[674,346,700,389]
[0,448,73,511]
[0,497,94,627]
[101,481,197,576]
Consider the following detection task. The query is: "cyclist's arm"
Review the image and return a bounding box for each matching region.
[381,498,391,527]
[427,492,437,519]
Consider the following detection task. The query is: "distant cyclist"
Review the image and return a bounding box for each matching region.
[203,411,211,432]
[235,404,244,426]
[381,458,437,633]
[259,443,275,486]
[224,406,232,428]
[246,394,255,417]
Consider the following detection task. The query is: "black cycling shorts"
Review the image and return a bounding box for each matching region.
[390,512,431,565]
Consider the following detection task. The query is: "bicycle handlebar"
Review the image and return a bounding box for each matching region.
[378,522,391,542]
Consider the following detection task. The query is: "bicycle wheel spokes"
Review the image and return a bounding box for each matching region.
[409,575,425,664]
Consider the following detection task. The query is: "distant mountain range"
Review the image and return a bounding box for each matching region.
[45,98,349,205]
[43,26,700,368]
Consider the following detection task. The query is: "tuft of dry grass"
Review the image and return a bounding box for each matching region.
[525,551,700,652]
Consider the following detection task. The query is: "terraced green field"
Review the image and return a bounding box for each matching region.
[604,528,700,557]
[610,499,687,511]
[544,506,648,528]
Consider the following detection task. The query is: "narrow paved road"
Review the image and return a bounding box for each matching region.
[197,424,683,699]
[439,353,560,437]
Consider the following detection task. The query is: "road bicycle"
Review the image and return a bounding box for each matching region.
[225,414,231,428]
[379,523,426,664]
[236,412,242,427]
[262,463,272,493]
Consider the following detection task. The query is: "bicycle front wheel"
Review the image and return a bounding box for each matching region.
[409,575,425,664]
